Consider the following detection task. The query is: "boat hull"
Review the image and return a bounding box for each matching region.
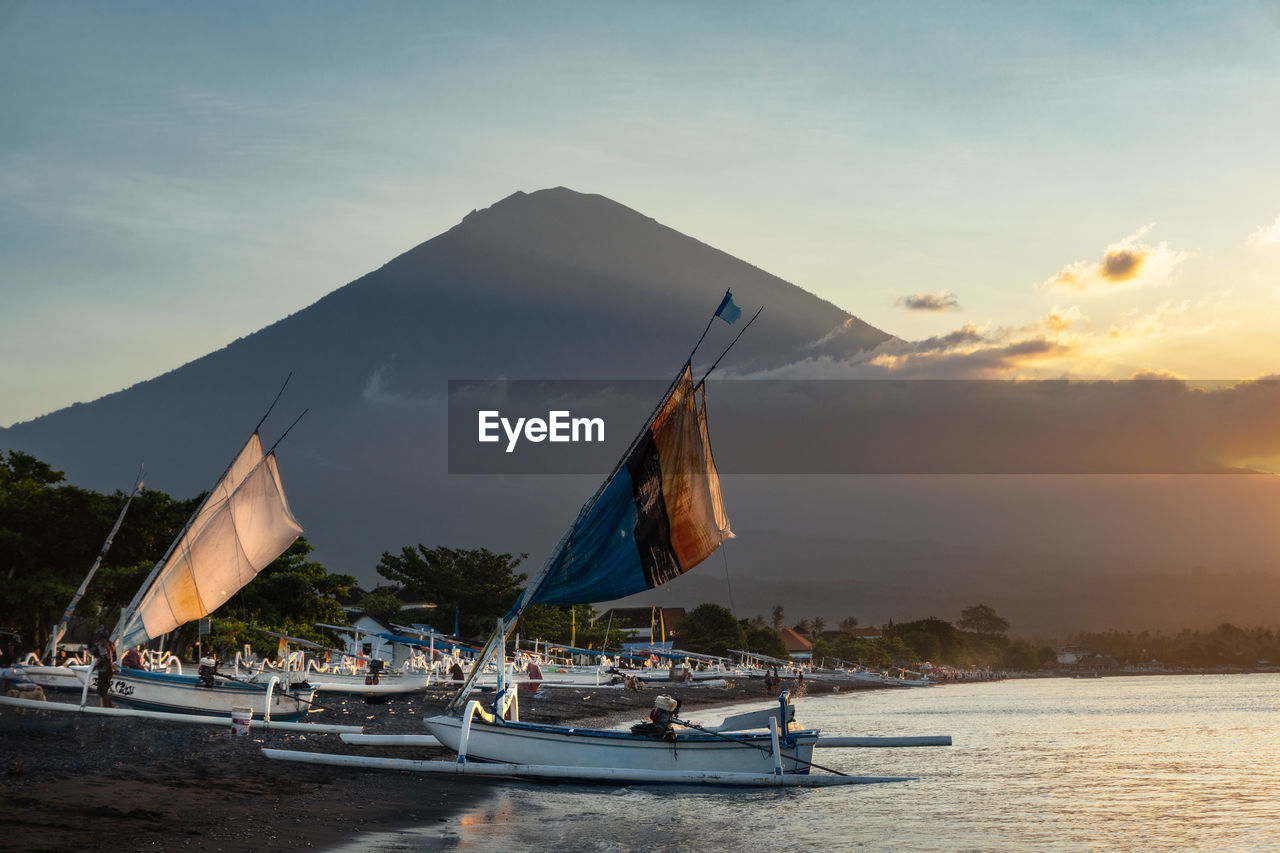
[423,715,818,774]
[305,671,431,695]
[93,668,316,720]
[14,665,89,691]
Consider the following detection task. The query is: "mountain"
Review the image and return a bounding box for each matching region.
[7,187,1280,634]
[0,187,889,576]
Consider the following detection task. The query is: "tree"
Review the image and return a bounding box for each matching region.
[518,604,608,649]
[377,545,527,638]
[770,605,785,632]
[201,538,357,655]
[839,616,860,631]
[957,604,1010,636]
[740,621,788,659]
[812,616,826,638]
[359,588,408,624]
[792,618,812,637]
[0,451,199,649]
[674,603,745,657]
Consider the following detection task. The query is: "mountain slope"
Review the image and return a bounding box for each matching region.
[1,187,889,576]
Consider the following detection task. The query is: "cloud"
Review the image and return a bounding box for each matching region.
[896,290,962,311]
[1246,214,1280,247]
[1035,305,1085,334]
[1041,225,1188,293]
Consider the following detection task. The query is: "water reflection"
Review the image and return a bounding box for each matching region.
[346,674,1280,851]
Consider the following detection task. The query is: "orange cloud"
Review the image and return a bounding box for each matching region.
[1041,225,1186,293]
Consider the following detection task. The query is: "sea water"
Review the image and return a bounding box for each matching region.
[343,673,1280,851]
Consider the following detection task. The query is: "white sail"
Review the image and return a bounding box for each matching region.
[116,436,302,649]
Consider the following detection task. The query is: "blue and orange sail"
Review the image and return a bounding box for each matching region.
[511,364,733,611]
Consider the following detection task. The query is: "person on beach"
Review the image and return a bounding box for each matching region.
[91,625,117,708]
[122,646,144,669]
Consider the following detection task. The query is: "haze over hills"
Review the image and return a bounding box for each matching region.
[5,187,1280,634]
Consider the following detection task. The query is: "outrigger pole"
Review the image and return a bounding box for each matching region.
[46,463,145,663]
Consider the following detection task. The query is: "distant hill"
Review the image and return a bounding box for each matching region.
[0,187,888,574]
[6,187,1279,635]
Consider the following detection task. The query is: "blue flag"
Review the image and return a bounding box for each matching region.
[715,289,742,324]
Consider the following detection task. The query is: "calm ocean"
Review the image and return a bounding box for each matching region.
[342,673,1280,851]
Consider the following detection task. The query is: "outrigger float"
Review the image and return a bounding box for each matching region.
[262,291,953,786]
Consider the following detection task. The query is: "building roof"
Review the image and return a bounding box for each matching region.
[778,627,813,653]
[594,607,685,630]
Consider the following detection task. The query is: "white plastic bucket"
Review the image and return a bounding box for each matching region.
[231,706,252,736]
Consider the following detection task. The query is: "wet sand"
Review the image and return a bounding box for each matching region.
[1,676,854,852]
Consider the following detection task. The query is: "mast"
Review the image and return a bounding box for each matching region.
[445,293,752,713]
[46,463,145,662]
[111,377,298,646]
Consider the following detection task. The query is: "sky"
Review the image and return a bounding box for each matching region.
[3,1,1280,427]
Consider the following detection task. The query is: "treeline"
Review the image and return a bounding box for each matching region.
[1068,625,1280,669]
[675,603,1056,672]
[9,450,1277,672]
[0,450,355,657]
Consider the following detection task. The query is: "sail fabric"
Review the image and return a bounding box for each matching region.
[515,365,732,610]
[117,441,302,649]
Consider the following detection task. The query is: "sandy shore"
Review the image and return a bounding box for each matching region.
[1,675,859,852]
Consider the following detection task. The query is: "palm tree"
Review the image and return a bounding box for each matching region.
[812,616,826,638]
[770,606,784,632]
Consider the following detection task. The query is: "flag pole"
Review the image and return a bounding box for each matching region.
[687,289,738,365]
[698,306,764,386]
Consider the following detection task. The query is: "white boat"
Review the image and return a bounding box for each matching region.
[97,407,316,718]
[93,666,314,720]
[423,693,819,774]
[304,669,431,695]
[16,663,91,692]
[418,296,845,777]
[267,292,949,784]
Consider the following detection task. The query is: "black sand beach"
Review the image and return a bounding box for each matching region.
[1,676,853,852]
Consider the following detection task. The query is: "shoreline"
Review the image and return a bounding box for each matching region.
[0,675,859,852]
[6,669,1267,851]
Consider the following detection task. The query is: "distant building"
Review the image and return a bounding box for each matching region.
[594,607,684,644]
[842,627,882,641]
[340,584,434,619]
[778,627,813,662]
[1055,645,1087,667]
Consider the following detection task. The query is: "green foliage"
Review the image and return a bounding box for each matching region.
[517,604,608,648]
[957,603,1010,636]
[673,603,744,657]
[0,451,355,657]
[0,451,198,648]
[740,621,788,659]
[377,545,527,638]
[1069,624,1280,669]
[232,539,356,630]
[884,617,966,661]
[825,634,887,667]
[770,605,784,632]
[359,588,408,624]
